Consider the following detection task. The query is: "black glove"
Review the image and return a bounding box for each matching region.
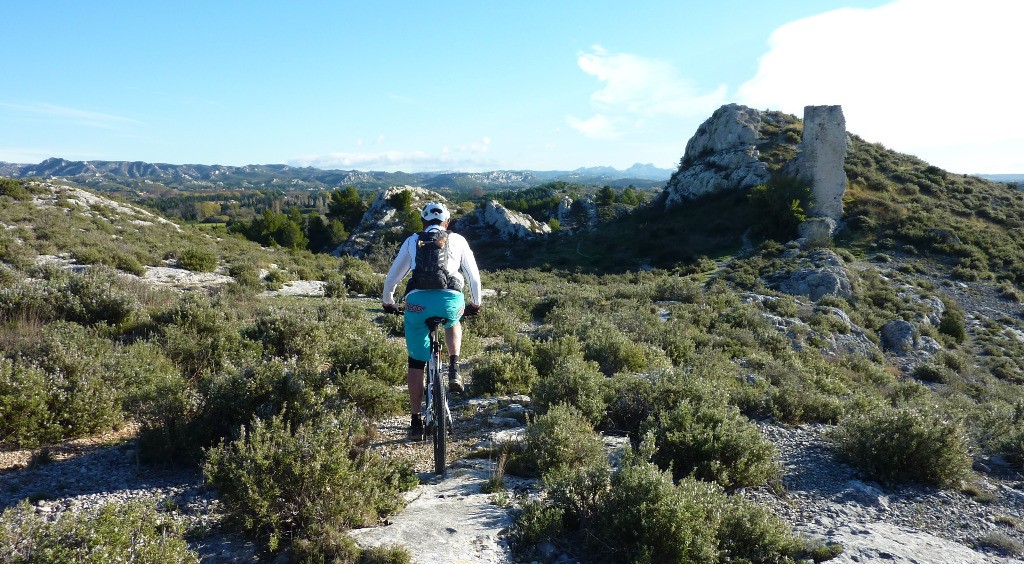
[465,303,481,316]
[383,303,402,315]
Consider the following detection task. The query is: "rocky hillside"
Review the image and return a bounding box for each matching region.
[3,103,1024,562]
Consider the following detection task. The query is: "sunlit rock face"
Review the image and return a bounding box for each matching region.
[798,105,848,222]
[663,104,772,208]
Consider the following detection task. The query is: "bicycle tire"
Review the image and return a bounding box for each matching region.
[432,362,447,474]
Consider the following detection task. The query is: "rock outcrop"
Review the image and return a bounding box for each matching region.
[776,249,854,302]
[796,105,848,222]
[478,200,551,240]
[555,196,597,231]
[335,186,447,258]
[663,104,773,208]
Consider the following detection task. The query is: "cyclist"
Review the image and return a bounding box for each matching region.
[382,201,482,435]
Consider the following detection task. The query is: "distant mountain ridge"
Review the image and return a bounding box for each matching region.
[0,157,672,194]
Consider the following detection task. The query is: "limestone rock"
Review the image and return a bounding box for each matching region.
[881,320,917,353]
[663,104,772,208]
[798,217,838,247]
[335,186,447,257]
[478,200,551,240]
[556,196,597,230]
[797,105,848,221]
[777,250,853,302]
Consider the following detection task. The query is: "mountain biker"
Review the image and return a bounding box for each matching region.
[382,201,482,435]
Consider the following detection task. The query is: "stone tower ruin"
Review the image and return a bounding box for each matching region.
[799,105,848,222]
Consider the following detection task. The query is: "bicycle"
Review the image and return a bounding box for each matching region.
[385,305,460,475]
[422,315,453,474]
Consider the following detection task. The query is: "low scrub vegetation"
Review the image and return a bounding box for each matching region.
[511,438,811,562]
[828,406,972,487]
[203,410,417,554]
[0,499,197,563]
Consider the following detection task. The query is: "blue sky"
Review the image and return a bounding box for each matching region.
[2,1,1021,174]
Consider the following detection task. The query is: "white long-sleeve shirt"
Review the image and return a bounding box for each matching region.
[382,226,482,306]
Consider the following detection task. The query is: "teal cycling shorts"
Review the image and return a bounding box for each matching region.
[404,290,465,362]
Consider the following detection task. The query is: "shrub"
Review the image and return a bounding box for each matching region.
[11,322,129,442]
[332,369,406,419]
[203,410,417,553]
[523,404,605,476]
[0,178,29,200]
[828,406,971,487]
[509,500,566,550]
[323,272,348,298]
[229,261,263,289]
[592,465,723,562]
[0,358,60,448]
[645,399,781,489]
[530,355,606,425]
[938,308,967,344]
[340,257,384,297]
[0,498,197,562]
[177,246,218,272]
[531,335,586,377]
[718,496,805,562]
[469,351,538,396]
[512,435,806,563]
[748,176,812,241]
[580,320,670,376]
[603,372,657,437]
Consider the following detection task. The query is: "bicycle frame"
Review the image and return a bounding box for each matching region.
[423,316,453,474]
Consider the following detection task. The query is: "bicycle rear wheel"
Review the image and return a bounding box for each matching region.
[432,367,447,474]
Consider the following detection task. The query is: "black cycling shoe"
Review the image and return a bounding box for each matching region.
[408,414,423,438]
[448,367,465,394]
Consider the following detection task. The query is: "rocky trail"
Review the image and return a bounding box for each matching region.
[5,390,1024,563]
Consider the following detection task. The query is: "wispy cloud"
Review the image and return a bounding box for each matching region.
[737,0,1024,172]
[288,137,497,172]
[0,102,143,130]
[568,46,727,139]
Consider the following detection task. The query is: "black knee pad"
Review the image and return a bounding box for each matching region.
[408,357,426,370]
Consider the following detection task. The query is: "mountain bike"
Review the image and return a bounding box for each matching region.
[385,306,456,474]
[422,315,454,474]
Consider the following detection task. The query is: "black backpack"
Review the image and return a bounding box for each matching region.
[407,229,463,293]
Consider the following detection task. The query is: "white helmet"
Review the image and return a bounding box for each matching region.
[420,202,451,222]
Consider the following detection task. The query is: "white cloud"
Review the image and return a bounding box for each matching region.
[737,0,1024,172]
[288,138,497,172]
[0,102,143,130]
[568,46,727,139]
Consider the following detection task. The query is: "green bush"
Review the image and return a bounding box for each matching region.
[509,500,566,550]
[645,399,781,489]
[8,323,128,442]
[340,257,384,297]
[228,261,262,289]
[0,178,30,200]
[829,406,971,487]
[512,437,806,563]
[0,358,60,447]
[203,410,417,553]
[0,498,197,563]
[332,369,406,420]
[177,246,218,272]
[938,308,967,344]
[748,176,811,241]
[530,355,606,425]
[0,270,143,327]
[469,351,538,396]
[717,496,806,563]
[523,404,605,476]
[592,464,723,562]
[603,372,658,437]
